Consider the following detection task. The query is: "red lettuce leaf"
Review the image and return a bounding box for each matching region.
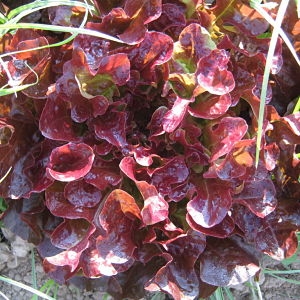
[51,219,92,249]
[187,214,235,238]
[172,23,216,73]
[233,201,300,260]
[196,49,235,95]
[126,31,173,81]
[233,178,277,218]
[120,157,169,225]
[89,1,162,45]
[211,1,268,36]
[64,180,102,208]
[73,34,110,70]
[48,5,85,27]
[146,231,206,300]
[94,53,130,86]
[120,0,162,44]
[23,140,56,195]
[131,145,159,167]
[45,182,97,221]
[81,189,141,276]
[162,97,191,133]
[189,93,232,119]
[148,106,168,137]
[87,9,136,44]
[167,73,197,99]
[0,119,38,199]
[208,140,254,180]
[47,142,95,182]
[200,238,260,286]
[39,93,81,142]
[143,218,184,245]
[205,117,248,162]
[90,96,109,118]
[114,258,166,299]
[169,126,209,168]
[69,94,92,123]
[91,109,127,148]
[149,3,186,40]
[151,156,189,196]
[57,48,130,100]
[6,29,53,98]
[139,181,169,226]
[187,178,232,228]
[1,194,46,244]
[84,157,122,191]
[45,223,96,276]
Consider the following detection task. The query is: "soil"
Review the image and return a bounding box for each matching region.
[0,228,299,300]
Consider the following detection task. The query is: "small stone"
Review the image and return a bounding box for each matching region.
[23,274,32,284]
[7,256,19,269]
[1,228,14,241]
[11,236,34,258]
[14,274,21,282]
[12,284,22,292]
[66,292,74,300]
[0,263,6,271]
[35,265,44,273]
[8,270,14,278]
[57,287,66,297]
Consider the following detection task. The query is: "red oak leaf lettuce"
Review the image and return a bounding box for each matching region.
[0,2,299,299]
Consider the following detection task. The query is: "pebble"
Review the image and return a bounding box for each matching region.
[14,274,21,282]
[58,287,67,297]
[24,274,32,284]
[12,284,22,292]
[35,264,44,273]
[66,292,74,300]
[8,270,14,278]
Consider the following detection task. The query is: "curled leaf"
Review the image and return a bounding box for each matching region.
[197,49,235,95]
[47,142,95,182]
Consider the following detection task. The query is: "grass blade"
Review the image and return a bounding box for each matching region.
[210,287,225,300]
[0,291,9,300]
[253,0,290,167]
[35,279,59,300]
[0,22,124,43]
[251,2,300,67]
[0,167,12,184]
[292,96,300,113]
[264,269,300,275]
[0,61,39,96]
[295,0,300,17]
[255,280,263,300]
[0,276,56,300]
[0,0,90,60]
[267,273,300,285]
[31,250,38,300]
[6,0,94,20]
[223,287,235,300]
